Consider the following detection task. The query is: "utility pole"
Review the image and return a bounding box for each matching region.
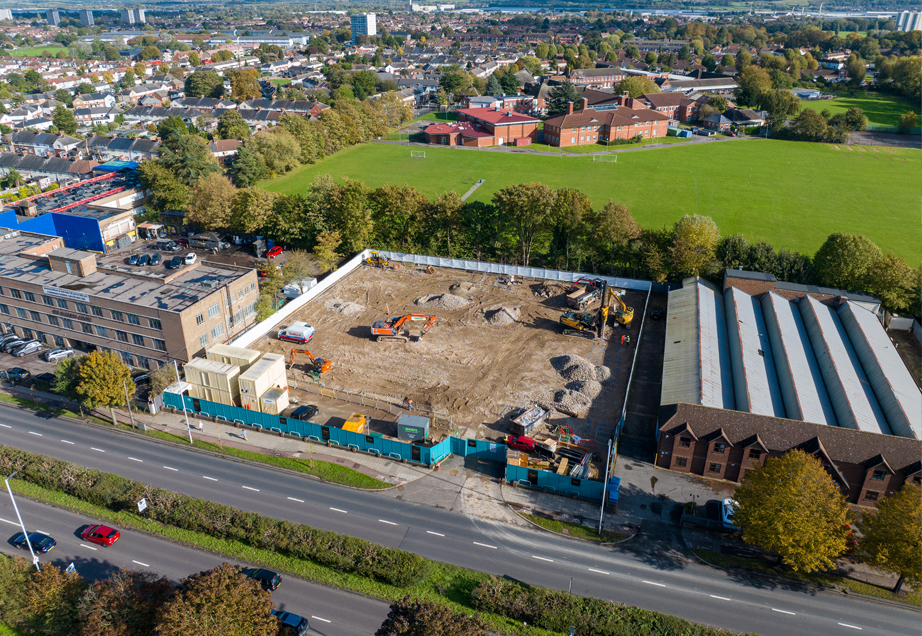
[123,381,136,429]
[5,472,39,572]
[173,360,193,444]
[597,438,613,535]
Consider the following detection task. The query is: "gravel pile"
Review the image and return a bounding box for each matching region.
[536,388,592,413]
[565,380,603,399]
[533,281,566,298]
[324,297,365,316]
[415,293,471,310]
[550,354,612,383]
[483,305,521,326]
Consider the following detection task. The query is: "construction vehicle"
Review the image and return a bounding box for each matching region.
[365,251,389,268]
[288,349,332,375]
[609,288,634,327]
[561,280,611,339]
[566,277,605,310]
[370,314,437,343]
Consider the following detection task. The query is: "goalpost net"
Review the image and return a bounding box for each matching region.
[592,153,618,163]
[410,150,426,159]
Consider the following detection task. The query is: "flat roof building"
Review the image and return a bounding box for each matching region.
[350,13,376,45]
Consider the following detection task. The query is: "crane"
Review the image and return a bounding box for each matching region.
[370,314,437,342]
[288,349,332,374]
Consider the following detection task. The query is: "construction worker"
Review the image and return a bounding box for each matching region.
[406,398,414,411]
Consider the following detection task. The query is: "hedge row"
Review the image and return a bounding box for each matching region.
[0,446,427,588]
[471,577,744,636]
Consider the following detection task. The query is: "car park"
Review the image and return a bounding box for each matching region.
[150,253,162,266]
[43,347,75,362]
[81,524,120,547]
[277,322,314,344]
[13,341,44,357]
[12,531,56,553]
[721,498,739,530]
[168,256,183,269]
[290,405,319,421]
[5,367,31,383]
[127,254,140,265]
[33,372,57,390]
[184,253,197,265]
[243,568,281,591]
[138,254,151,266]
[272,609,309,635]
[266,245,284,258]
[2,340,28,353]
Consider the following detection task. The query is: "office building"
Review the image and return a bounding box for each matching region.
[897,11,922,32]
[0,229,259,367]
[350,13,376,45]
[121,8,146,24]
[79,9,94,26]
[46,10,60,26]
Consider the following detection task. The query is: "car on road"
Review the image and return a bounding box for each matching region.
[184,253,197,265]
[13,341,44,357]
[12,531,56,553]
[167,256,183,269]
[266,245,284,258]
[5,367,31,383]
[150,253,162,266]
[243,568,281,591]
[503,435,536,453]
[272,609,309,635]
[43,347,75,362]
[290,405,319,421]
[721,498,739,531]
[81,524,120,547]
[127,254,140,265]
[138,254,151,266]
[1,339,27,353]
[33,372,57,391]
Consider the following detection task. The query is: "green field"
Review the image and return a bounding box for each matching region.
[9,45,67,57]
[808,91,921,127]
[262,140,920,262]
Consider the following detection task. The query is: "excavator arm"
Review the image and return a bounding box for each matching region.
[289,349,332,374]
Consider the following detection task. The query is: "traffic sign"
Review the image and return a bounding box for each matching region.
[137,498,147,513]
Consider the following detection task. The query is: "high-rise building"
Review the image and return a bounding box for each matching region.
[350,13,376,45]
[46,10,60,26]
[0,9,12,21]
[121,8,146,24]
[79,9,94,26]
[897,11,922,32]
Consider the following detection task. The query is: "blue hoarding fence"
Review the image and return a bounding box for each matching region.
[505,464,606,501]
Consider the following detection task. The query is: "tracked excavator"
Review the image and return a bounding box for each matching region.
[288,349,332,374]
[560,280,611,339]
[370,314,437,343]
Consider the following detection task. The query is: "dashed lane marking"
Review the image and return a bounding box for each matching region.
[588,568,609,575]
[60,440,74,444]
[132,560,150,567]
[532,555,553,562]
[710,595,732,601]
[837,624,862,630]
[772,609,795,616]
[311,616,331,623]
[28,432,41,436]
[473,542,497,549]
[163,466,178,471]
[129,457,142,462]
[91,448,105,452]
[80,544,97,551]
[643,581,666,587]
[203,476,217,481]
[427,531,444,537]
[379,519,398,526]
[242,486,259,492]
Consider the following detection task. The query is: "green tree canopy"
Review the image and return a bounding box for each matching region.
[813,232,882,291]
[139,45,160,61]
[184,70,224,98]
[492,182,556,266]
[75,350,134,425]
[858,483,921,593]
[216,110,250,141]
[137,160,189,211]
[52,104,77,135]
[670,214,719,278]
[376,596,487,636]
[159,135,220,187]
[546,80,580,117]
[614,75,660,98]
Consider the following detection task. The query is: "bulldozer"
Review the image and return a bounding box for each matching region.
[370,314,437,343]
[289,349,332,374]
[365,251,389,268]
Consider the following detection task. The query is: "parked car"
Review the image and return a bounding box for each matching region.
[650,307,663,320]
[156,240,179,252]
[2,339,29,353]
[243,568,281,591]
[12,531,56,553]
[503,435,536,453]
[33,372,57,391]
[277,322,314,344]
[150,253,162,266]
[0,333,21,347]
[127,254,140,265]
[290,405,319,421]
[138,254,151,266]
[266,245,284,258]
[167,256,183,269]
[184,253,197,265]
[81,524,120,547]
[13,341,44,357]
[272,609,309,636]
[43,347,75,362]
[720,498,739,531]
[132,373,151,386]
[5,367,31,383]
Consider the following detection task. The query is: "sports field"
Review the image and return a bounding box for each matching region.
[10,45,67,57]
[811,91,921,127]
[263,139,921,262]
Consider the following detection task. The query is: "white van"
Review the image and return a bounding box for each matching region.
[277,321,315,343]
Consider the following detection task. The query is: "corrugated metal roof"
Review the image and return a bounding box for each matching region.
[798,296,890,436]
[661,280,701,407]
[760,292,837,426]
[724,288,785,417]
[698,278,734,409]
[837,302,921,440]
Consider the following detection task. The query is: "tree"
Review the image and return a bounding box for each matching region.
[428,190,464,257]
[187,173,236,231]
[734,450,852,573]
[136,160,188,211]
[159,135,219,186]
[187,51,201,67]
[75,350,134,426]
[439,71,466,94]
[216,110,250,140]
[77,569,174,636]
[228,69,261,102]
[760,89,801,129]
[154,564,276,636]
[670,214,719,278]
[19,563,87,636]
[615,75,660,98]
[897,110,918,134]
[52,105,77,135]
[54,89,73,105]
[370,184,430,250]
[149,365,178,398]
[244,129,301,175]
[813,232,882,291]
[492,183,556,266]
[717,233,751,270]
[121,69,135,89]
[702,53,717,72]
[52,356,82,401]
[735,65,772,107]
[549,187,591,271]
[721,54,734,67]
[592,199,641,273]
[499,71,520,94]
[281,249,315,291]
[645,51,658,66]
[133,62,147,78]
[184,70,223,98]
[846,55,865,86]
[858,483,921,594]
[231,147,268,187]
[230,188,278,234]
[313,230,342,272]
[868,252,916,313]
[546,80,580,116]
[327,178,372,253]
[376,596,487,636]
[157,114,188,144]
[735,49,752,72]
[842,106,868,131]
[139,45,160,61]
[256,261,285,320]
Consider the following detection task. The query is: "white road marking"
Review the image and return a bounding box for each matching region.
[588,568,609,575]
[242,486,259,492]
[709,595,732,601]
[60,440,74,444]
[427,531,444,537]
[473,541,497,549]
[838,624,862,630]
[132,560,150,567]
[129,457,143,462]
[0,517,17,525]
[643,581,666,587]
[379,519,397,526]
[203,476,217,481]
[772,609,795,615]
[163,466,178,471]
[91,447,105,452]
[285,497,304,503]
[0,423,11,428]
[329,507,347,513]
[311,616,331,623]
[79,544,97,551]
[28,431,41,436]
[532,555,553,562]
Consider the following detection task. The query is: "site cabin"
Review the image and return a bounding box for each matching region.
[397,413,430,441]
[509,404,549,436]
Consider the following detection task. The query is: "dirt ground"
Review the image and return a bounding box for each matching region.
[254,265,644,450]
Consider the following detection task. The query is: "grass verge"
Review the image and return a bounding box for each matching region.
[0,391,110,426]
[523,514,629,543]
[692,548,921,607]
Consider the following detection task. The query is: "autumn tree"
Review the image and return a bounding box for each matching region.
[734,450,852,573]
[670,214,719,278]
[760,89,800,129]
[327,178,372,253]
[813,232,882,291]
[281,249,316,292]
[244,128,301,175]
[75,350,134,426]
[492,182,556,266]
[615,75,660,98]
[735,65,772,107]
[139,45,160,61]
[897,110,917,134]
[187,173,237,231]
[376,596,487,636]
[77,569,175,636]
[255,263,285,320]
[230,188,279,234]
[858,483,921,594]
[313,230,342,272]
[154,564,276,636]
[187,51,201,67]
[592,199,641,273]
[20,562,88,636]
[868,252,916,313]
[428,190,464,257]
[229,68,261,102]
[149,364,178,398]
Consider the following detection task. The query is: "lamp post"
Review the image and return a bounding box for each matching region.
[123,381,136,429]
[5,472,39,571]
[173,359,192,444]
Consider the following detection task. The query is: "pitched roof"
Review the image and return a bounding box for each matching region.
[544,104,669,129]
[458,107,539,125]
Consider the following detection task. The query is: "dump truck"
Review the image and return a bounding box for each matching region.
[566,277,605,310]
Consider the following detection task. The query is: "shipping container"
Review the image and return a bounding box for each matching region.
[241,392,260,410]
[206,344,261,373]
[183,358,241,398]
[239,353,287,406]
[260,387,290,415]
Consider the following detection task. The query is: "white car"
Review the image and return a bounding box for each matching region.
[184,253,197,265]
[721,498,739,531]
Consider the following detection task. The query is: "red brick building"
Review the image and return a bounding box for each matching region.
[542,96,669,148]
[641,92,701,123]
[424,107,539,147]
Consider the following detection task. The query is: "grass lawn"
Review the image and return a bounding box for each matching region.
[524,513,629,543]
[266,78,291,87]
[413,111,457,123]
[9,45,67,57]
[807,91,921,127]
[263,140,920,262]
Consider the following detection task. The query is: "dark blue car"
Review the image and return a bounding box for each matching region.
[272,609,309,635]
[13,531,56,553]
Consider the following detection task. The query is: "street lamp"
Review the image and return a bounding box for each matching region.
[5,472,40,571]
[173,359,193,444]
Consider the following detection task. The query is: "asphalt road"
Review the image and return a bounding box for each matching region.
[1,406,918,636]
[0,495,389,635]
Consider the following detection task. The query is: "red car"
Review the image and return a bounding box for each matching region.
[504,435,536,452]
[266,246,284,258]
[81,524,120,547]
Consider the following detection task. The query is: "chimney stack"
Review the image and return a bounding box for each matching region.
[566,101,573,115]
[580,97,589,111]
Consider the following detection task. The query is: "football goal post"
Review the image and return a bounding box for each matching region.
[410,150,426,159]
[592,153,618,163]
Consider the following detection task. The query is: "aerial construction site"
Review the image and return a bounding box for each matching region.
[255,262,645,459]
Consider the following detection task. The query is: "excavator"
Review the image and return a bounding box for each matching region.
[560,280,610,340]
[289,349,332,374]
[370,314,437,343]
[610,288,634,327]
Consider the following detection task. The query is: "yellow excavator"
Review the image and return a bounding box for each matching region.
[610,288,634,327]
[560,281,610,339]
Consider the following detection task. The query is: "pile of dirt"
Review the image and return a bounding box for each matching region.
[449,281,476,297]
[536,388,593,414]
[533,281,567,298]
[550,354,611,383]
[565,379,603,399]
[483,305,521,326]
[415,293,471,310]
[324,297,365,316]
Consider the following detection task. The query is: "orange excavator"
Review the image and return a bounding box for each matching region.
[370,314,437,343]
[289,349,332,374]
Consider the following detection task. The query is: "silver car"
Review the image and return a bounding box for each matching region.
[43,348,75,362]
[12,341,43,357]
[1,339,28,353]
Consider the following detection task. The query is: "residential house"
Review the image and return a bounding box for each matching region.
[72,92,117,109]
[209,139,242,162]
[702,113,733,131]
[722,108,766,127]
[641,92,700,123]
[74,107,120,127]
[7,131,81,157]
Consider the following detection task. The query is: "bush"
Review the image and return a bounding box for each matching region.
[0,447,428,588]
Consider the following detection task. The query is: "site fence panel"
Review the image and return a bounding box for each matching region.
[505,464,605,501]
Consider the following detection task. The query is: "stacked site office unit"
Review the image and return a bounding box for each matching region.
[183,358,241,406]
[237,352,287,413]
